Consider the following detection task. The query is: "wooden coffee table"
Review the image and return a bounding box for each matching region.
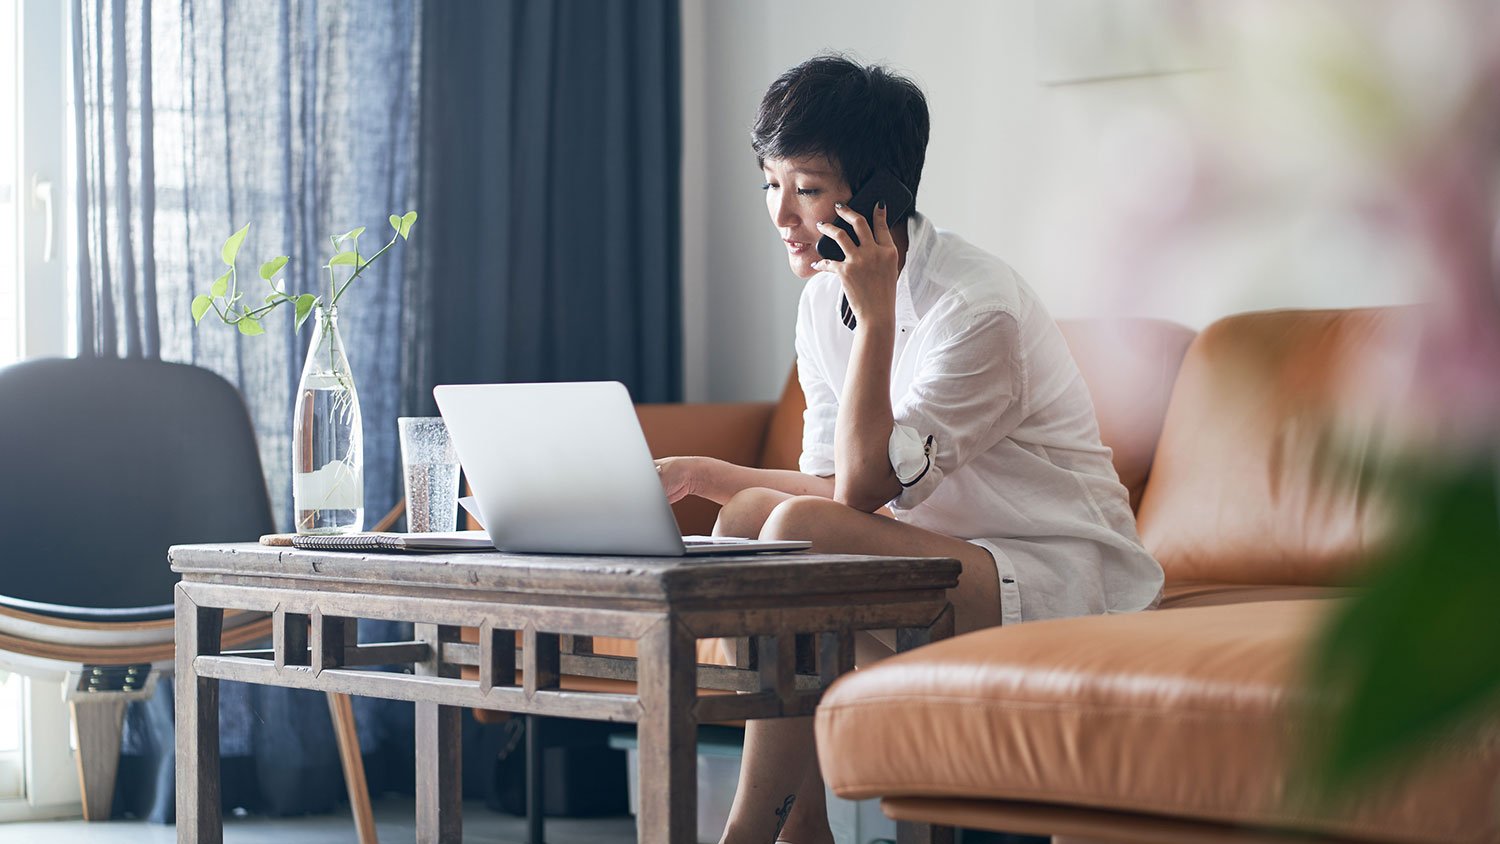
[170,544,960,843]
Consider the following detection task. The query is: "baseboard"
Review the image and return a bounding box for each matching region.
[0,796,83,822]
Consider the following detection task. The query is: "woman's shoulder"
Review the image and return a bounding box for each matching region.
[920,224,1039,324]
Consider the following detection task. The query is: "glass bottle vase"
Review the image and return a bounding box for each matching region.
[292,305,364,534]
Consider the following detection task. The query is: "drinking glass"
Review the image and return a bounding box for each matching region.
[398,417,460,533]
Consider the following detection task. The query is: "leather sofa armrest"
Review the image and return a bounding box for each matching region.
[635,401,777,536]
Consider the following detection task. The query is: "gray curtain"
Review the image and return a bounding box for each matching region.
[71,0,423,820]
[415,0,681,402]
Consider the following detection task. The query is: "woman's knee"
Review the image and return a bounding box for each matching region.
[760,495,842,542]
[713,487,789,538]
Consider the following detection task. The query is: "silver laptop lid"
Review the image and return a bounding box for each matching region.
[434,381,686,556]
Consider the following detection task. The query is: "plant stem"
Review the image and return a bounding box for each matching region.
[240,301,281,320]
[328,235,339,308]
[334,233,399,304]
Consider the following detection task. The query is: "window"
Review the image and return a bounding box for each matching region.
[3,0,72,369]
[2,0,77,816]
[0,0,25,797]
[0,673,20,800]
[1,0,19,366]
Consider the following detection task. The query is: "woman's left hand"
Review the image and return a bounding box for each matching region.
[812,202,900,329]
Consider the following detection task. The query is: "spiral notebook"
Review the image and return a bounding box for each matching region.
[290,531,494,552]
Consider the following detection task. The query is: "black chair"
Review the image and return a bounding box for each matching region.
[0,357,372,838]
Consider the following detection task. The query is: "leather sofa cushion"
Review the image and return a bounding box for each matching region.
[1056,319,1196,512]
[815,600,1500,844]
[1135,308,1412,586]
[881,796,1320,844]
[758,365,807,471]
[1159,580,1353,609]
[636,401,777,535]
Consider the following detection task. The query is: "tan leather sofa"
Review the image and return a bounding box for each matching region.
[467,308,1498,843]
[813,308,1500,844]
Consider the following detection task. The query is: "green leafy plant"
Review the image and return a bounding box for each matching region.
[191,210,417,334]
[1302,455,1500,798]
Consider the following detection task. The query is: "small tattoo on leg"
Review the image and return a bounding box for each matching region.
[773,793,797,838]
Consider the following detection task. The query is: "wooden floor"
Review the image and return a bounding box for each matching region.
[0,797,637,843]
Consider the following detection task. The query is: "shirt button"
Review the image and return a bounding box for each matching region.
[1001,577,1016,584]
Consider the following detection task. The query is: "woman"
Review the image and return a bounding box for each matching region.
[656,54,1163,844]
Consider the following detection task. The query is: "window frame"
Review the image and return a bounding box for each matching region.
[1,0,83,820]
[0,675,83,821]
[0,673,22,800]
[11,0,73,364]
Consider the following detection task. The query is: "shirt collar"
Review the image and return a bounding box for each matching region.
[894,212,933,330]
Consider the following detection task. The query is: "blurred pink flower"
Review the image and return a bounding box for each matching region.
[1066,2,1500,457]
[1400,45,1500,450]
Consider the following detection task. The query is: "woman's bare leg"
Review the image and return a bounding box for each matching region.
[711,486,792,539]
[728,631,893,844]
[715,488,819,843]
[716,491,1002,844]
[777,761,830,843]
[723,716,823,843]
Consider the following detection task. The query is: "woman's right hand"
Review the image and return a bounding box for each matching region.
[655,456,708,504]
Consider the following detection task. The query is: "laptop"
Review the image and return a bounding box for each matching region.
[431,381,812,556]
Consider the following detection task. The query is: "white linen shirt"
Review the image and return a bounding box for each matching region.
[795,213,1163,623]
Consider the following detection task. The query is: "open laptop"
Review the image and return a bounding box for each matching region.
[431,381,811,556]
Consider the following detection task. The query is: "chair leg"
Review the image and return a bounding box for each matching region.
[69,697,127,821]
[327,692,379,844]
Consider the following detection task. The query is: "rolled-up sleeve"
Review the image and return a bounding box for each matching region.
[795,290,838,477]
[888,423,932,486]
[890,308,1023,511]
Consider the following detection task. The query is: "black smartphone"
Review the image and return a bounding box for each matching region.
[815,168,914,262]
[817,168,915,329]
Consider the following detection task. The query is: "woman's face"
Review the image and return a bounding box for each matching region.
[762,155,851,280]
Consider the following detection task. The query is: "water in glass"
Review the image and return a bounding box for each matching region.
[404,461,460,532]
[293,306,364,534]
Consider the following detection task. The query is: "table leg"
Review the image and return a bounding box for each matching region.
[526,715,544,844]
[415,624,462,844]
[175,586,223,844]
[522,626,560,844]
[635,616,697,844]
[894,603,957,844]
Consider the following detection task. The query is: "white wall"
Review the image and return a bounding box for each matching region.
[679,0,1420,402]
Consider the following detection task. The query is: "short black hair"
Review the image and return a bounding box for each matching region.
[752,54,930,222]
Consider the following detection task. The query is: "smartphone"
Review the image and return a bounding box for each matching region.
[815,168,914,262]
[817,168,915,329]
